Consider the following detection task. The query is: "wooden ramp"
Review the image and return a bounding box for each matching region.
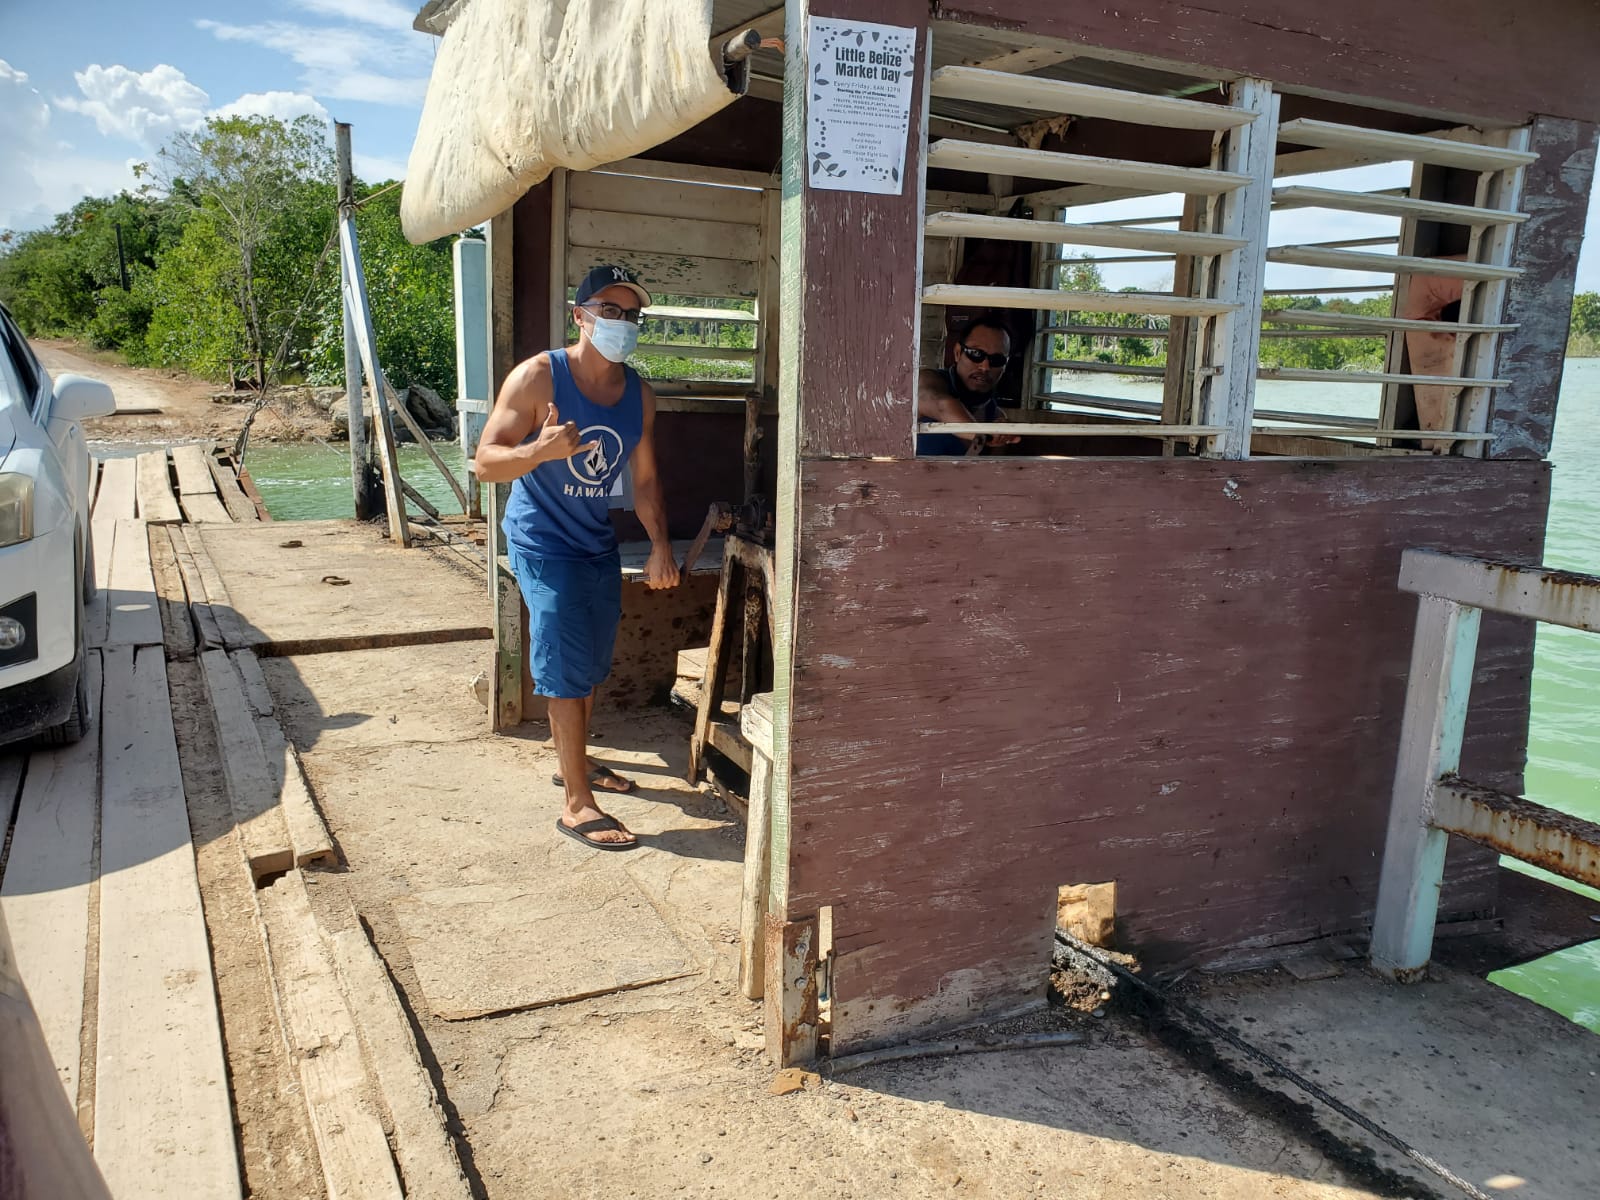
[0,452,468,1199]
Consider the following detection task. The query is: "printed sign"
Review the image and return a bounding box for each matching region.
[805,17,917,195]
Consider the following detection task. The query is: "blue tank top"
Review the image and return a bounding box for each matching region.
[503,349,643,559]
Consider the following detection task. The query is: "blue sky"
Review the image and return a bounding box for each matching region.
[0,2,1595,293]
[0,0,434,231]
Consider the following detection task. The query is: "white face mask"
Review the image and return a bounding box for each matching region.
[585,314,640,363]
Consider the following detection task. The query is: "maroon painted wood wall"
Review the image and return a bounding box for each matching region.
[789,458,1548,1050]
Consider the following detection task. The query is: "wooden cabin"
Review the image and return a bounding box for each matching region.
[402,1,1600,1060]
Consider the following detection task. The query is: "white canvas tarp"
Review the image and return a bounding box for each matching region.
[401,0,740,243]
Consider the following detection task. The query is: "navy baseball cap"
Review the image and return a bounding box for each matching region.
[575,263,653,309]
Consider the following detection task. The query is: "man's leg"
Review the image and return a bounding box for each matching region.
[551,692,631,843]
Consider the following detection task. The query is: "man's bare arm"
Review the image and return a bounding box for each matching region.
[917,367,977,427]
[471,355,596,483]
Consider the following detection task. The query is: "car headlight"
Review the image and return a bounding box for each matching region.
[0,473,35,548]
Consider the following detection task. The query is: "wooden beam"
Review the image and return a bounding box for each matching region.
[1258,367,1507,388]
[567,209,763,262]
[96,646,242,1198]
[568,172,763,226]
[929,66,1255,130]
[923,422,1225,437]
[106,517,163,648]
[926,211,1246,254]
[1398,549,1600,631]
[1261,308,1515,335]
[170,444,216,496]
[200,649,295,881]
[147,523,197,660]
[1277,119,1539,171]
[340,217,410,548]
[924,284,1238,317]
[206,454,261,523]
[94,456,136,520]
[1271,185,1526,226]
[928,139,1251,195]
[134,450,181,524]
[1266,245,1520,280]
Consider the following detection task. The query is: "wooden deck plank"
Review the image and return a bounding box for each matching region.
[259,871,404,1200]
[105,518,163,648]
[182,526,252,650]
[0,654,101,1107]
[134,450,181,524]
[181,491,235,524]
[329,926,473,1200]
[148,523,196,660]
[168,526,225,651]
[207,455,262,523]
[170,444,217,496]
[92,457,137,521]
[200,649,294,881]
[95,646,242,1199]
[230,649,275,716]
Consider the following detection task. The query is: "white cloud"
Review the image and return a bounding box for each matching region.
[196,16,429,109]
[213,90,331,125]
[354,151,408,183]
[0,60,141,231]
[55,63,209,146]
[288,0,416,31]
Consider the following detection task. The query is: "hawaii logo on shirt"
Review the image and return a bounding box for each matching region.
[562,425,625,499]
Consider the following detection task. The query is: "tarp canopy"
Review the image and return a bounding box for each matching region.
[402,0,742,243]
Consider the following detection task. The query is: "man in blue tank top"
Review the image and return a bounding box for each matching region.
[474,264,680,851]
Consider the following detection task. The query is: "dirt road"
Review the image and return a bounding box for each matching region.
[35,340,319,444]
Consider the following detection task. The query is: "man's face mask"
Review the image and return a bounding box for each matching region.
[581,303,641,363]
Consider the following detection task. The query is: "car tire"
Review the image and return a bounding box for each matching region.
[39,643,90,746]
[82,526,96,605]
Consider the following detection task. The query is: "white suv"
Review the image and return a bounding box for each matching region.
[0,303,115,747]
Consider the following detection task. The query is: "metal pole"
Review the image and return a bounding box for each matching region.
[336,122,376,520]
[113,223,129,291]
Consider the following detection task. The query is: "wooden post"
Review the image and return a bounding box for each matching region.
[1198,79,1277,460]
[740,694,775,999]
[1161,193,1206,436]
[485,210,522,730]
[1370,595,1482,980]
[336,123,377,521]
[688,555,741,784]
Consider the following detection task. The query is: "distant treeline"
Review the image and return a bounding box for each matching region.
[1054,260,1600,366]
[0,115,458,399]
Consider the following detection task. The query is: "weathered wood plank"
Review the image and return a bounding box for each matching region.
[180,491,235,524]
[0,658,96,1106]
[106,518,163,648]
[569,170,763,226]
[567,209,762,263]
[935,0,1600,125]
[170,443,217,497]
[0,904,114,1200]
[230,648,274,716]
[182,526,252,650]
[1489,116,1600,459]
[147,523,196,660]
[200,649,294,881]
[92,456,136,520]
[168,526,225,650]
[206,454,261,523]
[328,927,473,1200]
[787,456,1545,1051]
[564,246,758,300]
[134,450,181,524]
[258,871,404,1200]
[86,511,115,648]
[739,695,775,1001]
[96,646,242,1199]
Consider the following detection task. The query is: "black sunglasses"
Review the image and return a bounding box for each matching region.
[579,301,644,324]
[958,343,1012,368]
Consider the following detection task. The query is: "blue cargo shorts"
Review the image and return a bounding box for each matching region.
[508,547,622,699]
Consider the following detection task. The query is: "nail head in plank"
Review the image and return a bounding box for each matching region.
[930,66,1257,131]
[1277,119,1540,172]
[134,450,182,524]
[0,658,98,1106]
[328,927,473,1200]
[258,872,404,1200]
[928,139,1251,197]
[96,646,243,1199]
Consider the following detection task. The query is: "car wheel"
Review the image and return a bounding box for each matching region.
[40,647,90,745]
[82,527,96,605]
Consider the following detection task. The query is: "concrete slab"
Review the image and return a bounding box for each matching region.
[1193,965,1600,1199]
[195,520,491,653]
[392,879,694,1020]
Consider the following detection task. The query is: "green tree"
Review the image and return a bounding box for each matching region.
[1571,291,1600,355]
[149,114,336,385]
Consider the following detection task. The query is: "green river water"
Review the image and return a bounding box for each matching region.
[120,361,1600,1034]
